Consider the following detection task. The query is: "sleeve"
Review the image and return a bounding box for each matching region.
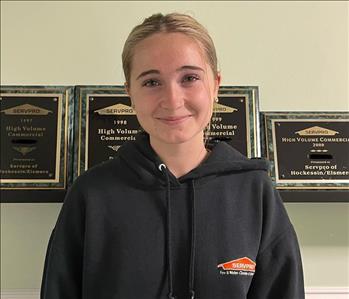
[40,180,86,299]
[247,175,305,299]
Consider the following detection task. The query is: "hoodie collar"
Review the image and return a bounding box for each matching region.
[117,132,269,187]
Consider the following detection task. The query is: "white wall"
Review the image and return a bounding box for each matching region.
[1,0,348,295]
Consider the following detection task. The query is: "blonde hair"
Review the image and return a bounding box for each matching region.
[122,13,218,85]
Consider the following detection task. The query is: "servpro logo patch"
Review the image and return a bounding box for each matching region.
[217,257,256,277]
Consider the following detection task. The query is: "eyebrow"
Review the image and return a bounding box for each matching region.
[136,65,205,80]
[136,69,160,80]
[178,65,205,72]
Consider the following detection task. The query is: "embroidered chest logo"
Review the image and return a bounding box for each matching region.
[217,257,256,277]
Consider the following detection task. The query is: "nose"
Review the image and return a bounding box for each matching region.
[160,83,184,110]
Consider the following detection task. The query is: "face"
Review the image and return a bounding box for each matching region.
[127,32,220,147]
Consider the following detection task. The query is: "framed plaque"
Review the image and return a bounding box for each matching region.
[74,86,260,179]
[74,86,140,178]
[210,86,260,158]
[263,112,349,190]
[0,86,75,194]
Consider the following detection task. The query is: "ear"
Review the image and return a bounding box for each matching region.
[124,82,130,95]
[124,82,135,109]
[214,72,221,97]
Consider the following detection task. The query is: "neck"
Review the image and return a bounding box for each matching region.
[150,134,208,178]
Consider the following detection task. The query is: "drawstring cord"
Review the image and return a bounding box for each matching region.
[159,164,176,299]
[189,180,196,299]
[159,164,196,299]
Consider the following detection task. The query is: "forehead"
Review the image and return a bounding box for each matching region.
[131,32,208,74]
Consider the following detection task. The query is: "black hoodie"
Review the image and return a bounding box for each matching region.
[41,132,305,299]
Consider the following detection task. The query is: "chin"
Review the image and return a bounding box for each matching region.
[155,134,189,145]
[151,130,204,146]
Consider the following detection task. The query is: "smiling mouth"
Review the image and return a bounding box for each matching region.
[156,115,192,125]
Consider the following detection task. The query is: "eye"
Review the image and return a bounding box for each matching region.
[182,74,200,83]
[142,79,160,87]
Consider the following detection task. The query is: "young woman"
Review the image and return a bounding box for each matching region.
[41,13,305,299]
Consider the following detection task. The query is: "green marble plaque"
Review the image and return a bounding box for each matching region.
[74,86,261,180]
[212,86,260,158]
[263,112,349,190]
[74,86,140,179]
[0,86,74,190]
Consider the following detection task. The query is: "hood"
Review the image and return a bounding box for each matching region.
[117,132,269,187]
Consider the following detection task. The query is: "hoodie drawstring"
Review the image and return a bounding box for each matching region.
[159,164,175,299]
[189,180,196,299]
[159,164,197,299]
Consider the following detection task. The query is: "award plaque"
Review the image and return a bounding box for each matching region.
[74,86,140,178]
[209,86,260,158]
[74,85,260,179]
[0,86,74,193]
[263,112,349,190]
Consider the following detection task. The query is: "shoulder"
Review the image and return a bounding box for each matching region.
[69,156,125,196]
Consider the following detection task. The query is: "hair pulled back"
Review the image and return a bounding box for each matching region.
[122,13,218,85]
